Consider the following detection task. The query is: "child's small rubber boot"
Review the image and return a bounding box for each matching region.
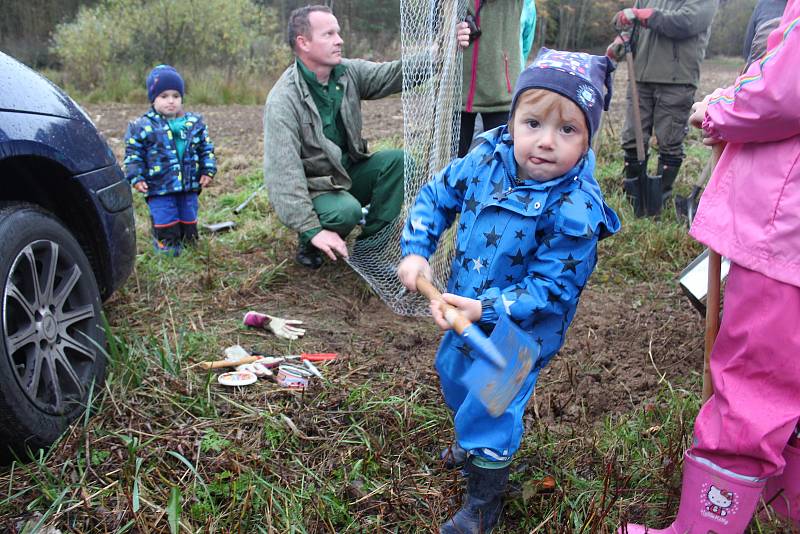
[763,442,800,526]
[440,457,509,534]
[440,443,467,469]
[619,453,764,534]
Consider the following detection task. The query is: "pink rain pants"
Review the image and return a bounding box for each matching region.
[689,263,800,479]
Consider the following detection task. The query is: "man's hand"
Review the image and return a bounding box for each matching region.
[613,7,654,29]
[200,174,213,187]
[310,229,349,261]
[456,21,471,49]
[430,293,481,331]
[605,33,630,62]
[397,254,431,291]
[133,181,148,194]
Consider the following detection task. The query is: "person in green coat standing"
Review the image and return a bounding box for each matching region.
[458,0,536,157]
[606,0,718,217]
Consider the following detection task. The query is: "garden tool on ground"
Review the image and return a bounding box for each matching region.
[243,311,306,340]
[416,276,539,417]
[233,184,265,214]
[198,355,264,370]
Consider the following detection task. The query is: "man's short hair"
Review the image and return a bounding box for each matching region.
[287,5,333,51]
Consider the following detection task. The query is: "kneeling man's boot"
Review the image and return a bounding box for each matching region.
[763,442,800,526]
[295,242,323,269]
[619,453,764,534]
[440,457,509,534]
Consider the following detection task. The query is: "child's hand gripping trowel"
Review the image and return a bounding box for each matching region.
[416,276,540,417]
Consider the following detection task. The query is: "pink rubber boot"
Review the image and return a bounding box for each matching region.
[620,453,764,534]
[763,443,800,526]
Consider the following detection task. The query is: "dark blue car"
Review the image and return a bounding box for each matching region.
[0,51,135,459]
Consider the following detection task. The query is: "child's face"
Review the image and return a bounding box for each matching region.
[153,90,183,118]
[511,91,588,182]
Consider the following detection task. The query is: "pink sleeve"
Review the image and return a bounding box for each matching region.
[703,7,800,144]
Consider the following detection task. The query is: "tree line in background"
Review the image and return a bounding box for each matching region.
[0,0,756,96]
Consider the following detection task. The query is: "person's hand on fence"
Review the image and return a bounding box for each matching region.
[243,311,306,340]
[456,21,471,49]
[133,181,148,194]
[310,229,349,261]
[605,33,630,62]
[613,8,654,30]
[397,254,431,292]
[430,293,481,331]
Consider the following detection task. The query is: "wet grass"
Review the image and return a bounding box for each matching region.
[0,59,794,532]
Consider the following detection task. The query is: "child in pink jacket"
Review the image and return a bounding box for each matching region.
[621,3,800,533]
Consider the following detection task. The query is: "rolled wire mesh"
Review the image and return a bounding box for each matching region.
[346,0,467,316]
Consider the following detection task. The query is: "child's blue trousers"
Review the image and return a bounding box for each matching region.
[435,330,541,463]
[147,192,199,254]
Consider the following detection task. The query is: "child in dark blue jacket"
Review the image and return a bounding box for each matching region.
[124,65,216,255]
[398,49,621,533]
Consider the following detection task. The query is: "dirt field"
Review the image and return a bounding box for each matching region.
[85,59,742,433]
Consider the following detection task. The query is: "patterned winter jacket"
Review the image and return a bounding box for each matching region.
[123,110,216,197]
[401,127,620,367]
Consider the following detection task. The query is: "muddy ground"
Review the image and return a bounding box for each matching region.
[84,58,740,432]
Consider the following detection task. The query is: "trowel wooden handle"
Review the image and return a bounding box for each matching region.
[416,276,472,335]
[199,355,262,370]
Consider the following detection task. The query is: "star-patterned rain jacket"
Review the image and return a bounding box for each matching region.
[402,126,620,374]
[123,110,216,197]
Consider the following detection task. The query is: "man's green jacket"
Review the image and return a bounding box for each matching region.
[263,59,402,235]
[632,0,718,87]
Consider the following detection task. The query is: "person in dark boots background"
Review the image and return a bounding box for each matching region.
[398,49,619,533]
[606,0,718,217]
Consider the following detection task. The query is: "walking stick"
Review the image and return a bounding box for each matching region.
[702,143,725,403]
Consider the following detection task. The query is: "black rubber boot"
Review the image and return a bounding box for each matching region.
[622,152,646,218]
[645,174,663,217]
[440,443,467,469]
[440,458,510,534]
[657,156,682,207]
[295,242,323,269]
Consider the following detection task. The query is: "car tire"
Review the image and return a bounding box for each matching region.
[0,203,106,460]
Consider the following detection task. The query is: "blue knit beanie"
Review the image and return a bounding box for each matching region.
[510,48,615,143]
[146,65,184,102]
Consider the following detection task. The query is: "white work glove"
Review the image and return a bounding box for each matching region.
[243,311,306,340]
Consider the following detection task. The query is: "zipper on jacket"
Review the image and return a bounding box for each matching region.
[504,52,511,93]
[465,0,482,112]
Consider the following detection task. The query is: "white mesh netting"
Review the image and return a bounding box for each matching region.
[346,0,467,316]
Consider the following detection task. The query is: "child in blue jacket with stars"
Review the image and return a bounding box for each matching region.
[398,49,621,534]
[124,65,216,255]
